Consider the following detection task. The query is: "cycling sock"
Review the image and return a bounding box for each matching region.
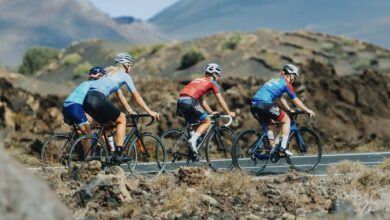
[280,135,289,149]
[115,146,123,155]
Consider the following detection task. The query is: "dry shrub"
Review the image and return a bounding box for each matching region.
[378,158,390,171]
[162,187,202,214]
[327,160,367,175]
[149,174,176,191]
[355,169,381,187]
[205,170,254,196]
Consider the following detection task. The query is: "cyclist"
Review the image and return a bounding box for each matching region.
[176,63,235,160]
[83,52,159,157]
[250,64,315,156]
[62,66,106,155]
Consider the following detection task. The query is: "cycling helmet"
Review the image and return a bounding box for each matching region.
[204,63,222,76]
[89,66,106,75]
[114,52,133,64]
[282,64,299,78]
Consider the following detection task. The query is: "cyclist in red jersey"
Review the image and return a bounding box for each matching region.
[176,63,236,160]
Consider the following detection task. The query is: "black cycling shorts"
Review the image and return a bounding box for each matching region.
[83,91,121,124]
[250,102,286,124]
[176,96,208,123]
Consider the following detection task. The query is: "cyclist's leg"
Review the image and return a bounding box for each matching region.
[268,105,291,154]
[63,103,92,156]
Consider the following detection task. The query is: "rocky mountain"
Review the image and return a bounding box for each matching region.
[150,0,390,48]
[35,30,390,85]
[0,0,167,66]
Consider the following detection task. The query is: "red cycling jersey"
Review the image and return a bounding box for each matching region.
[179,77,220,100]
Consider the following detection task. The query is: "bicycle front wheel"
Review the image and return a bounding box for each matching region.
[130,133,166,177]
[41,134,72,173]
[286,127,322,172]
[67,135,110,179]
[232,129,270,174]
[160,129,189,172]
[205,126,236,171]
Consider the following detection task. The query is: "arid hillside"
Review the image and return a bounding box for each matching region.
[34,30,390,86]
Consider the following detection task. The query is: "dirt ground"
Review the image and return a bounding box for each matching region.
[35,159,390,220]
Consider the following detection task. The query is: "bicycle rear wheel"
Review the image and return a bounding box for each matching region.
[160,129,190,172]
[286,127,322,172]
[41,134,72,173]
[232,129,270,174]
[67,135,110,179]
[205,126,236,171]
[130,133,166,177]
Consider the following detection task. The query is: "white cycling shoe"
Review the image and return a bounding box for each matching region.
[281,148,294,156]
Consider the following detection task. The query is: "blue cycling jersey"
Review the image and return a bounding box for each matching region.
[252,77,297,104]
[89,69,137,97]
[64,81,91,107]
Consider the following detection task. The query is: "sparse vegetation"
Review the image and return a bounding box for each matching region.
[129,46,148,59]
[18,47,60,75]
[179,49,205,69]
[73,62,92,78]
[223,34,241,50]
[150,44,165,54]
[60,53,82,67]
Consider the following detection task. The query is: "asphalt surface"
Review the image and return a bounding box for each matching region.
[31,152,390,176]
[128,151,390,176]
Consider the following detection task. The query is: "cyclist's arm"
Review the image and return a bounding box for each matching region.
[279,96,292,111]
[200,97,213,113]
[291,98,315,117]
[215,93,235,117]
[115,89,135,114]
[131,91,159,119]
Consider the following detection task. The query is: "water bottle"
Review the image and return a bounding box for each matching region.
[107,135,115,152]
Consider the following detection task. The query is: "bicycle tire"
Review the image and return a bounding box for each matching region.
[205,126,236,171]
[41,133,73,173]
[124,139,137,173]
[67,135,110,179]
[285,127,322,172]
[130,133,166,177]
[232,129,270,174]
[160,129,190,171]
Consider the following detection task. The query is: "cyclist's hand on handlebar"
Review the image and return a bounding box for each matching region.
[306,109,315,118]
[149,111,160,121]
[228,111,236,118]
[127,110,137,115]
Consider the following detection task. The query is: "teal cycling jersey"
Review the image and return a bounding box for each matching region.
[64,81,91,107]
[89,69,137,97]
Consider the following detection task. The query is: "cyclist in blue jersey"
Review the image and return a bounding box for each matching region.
[251,64,315,156]
[83,52,159,156]
[62,66,106,155]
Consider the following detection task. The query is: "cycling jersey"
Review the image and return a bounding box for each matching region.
[63,81,92,106]
[179,77,220,100]
[252,77,296,104]
[89,70,137,97]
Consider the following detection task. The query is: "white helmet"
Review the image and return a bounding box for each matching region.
[204,63,222,76]
[114,52,133,64]
[282,64,299,78]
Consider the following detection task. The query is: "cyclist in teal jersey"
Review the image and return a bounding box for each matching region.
[62,66,106,155]
[83,53,159,156]
[251,64,315,156]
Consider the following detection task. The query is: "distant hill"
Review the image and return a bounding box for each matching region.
[150,0,390,49]
[35,30,390,85]
[0,0,167,66]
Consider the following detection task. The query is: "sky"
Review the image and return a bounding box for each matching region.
[89,0,179,20]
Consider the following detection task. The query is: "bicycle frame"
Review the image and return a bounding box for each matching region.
[252,111,309,160]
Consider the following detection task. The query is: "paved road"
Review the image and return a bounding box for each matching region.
[129,151,390,176]
[31,152,390,176]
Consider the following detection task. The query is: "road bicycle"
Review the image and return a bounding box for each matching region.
[232,110,322,174]
[160,114,235,172]
[40,119,83,173]
[68,114,166,178]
